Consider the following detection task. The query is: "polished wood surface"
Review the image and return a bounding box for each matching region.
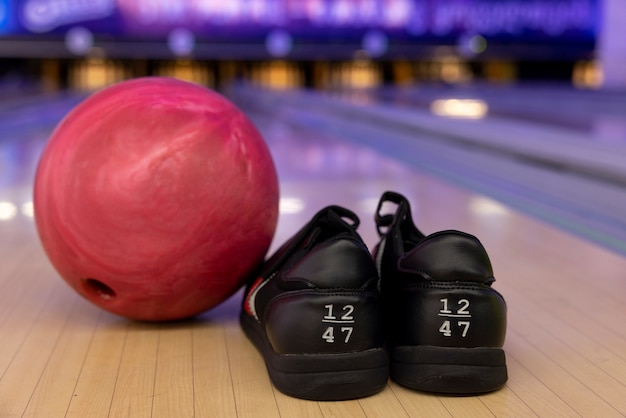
[1,93,625,417]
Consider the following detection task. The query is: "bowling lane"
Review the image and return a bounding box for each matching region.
[229,84,626,256]
[338,83,626,140]
[1,89,626,417]
[357,83,626,252]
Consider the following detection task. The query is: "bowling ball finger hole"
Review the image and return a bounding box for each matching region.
[83,278,117,301]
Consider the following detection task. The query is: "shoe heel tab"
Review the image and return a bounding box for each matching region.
[375,191,416,237]
[283,238,378,289]
[428,229,480,241]
[324,206,360,229]
[401,231,494,283]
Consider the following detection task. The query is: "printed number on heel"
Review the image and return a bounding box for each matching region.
[322,304,355,343]
[438,298,471,338]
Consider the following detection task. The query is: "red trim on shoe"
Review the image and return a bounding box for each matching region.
[244,277,265,316]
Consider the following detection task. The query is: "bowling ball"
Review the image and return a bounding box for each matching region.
[34,77,279,321]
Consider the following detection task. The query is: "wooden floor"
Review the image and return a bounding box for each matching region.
[1,92,625,417]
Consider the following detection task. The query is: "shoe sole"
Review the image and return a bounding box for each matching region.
[240,312,389,401]
[391,345,507,394]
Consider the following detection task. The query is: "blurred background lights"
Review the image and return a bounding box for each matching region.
[265,29,293,58]
[21,0,56,32]
[0,201,18,221]
[22,201,34,218]
[279,197,305,214]
[468,35,487,54]
[430,99,488,119]
[65,27,94,55]
[457,33,487,57]
[469,196,510,217]
[167,28,195,57]
[362,30,388,58]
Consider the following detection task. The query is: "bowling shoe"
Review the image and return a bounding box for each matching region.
[240,205,388,401]
[373,191,508,394]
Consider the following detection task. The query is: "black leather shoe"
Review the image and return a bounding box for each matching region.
[373,191,507,394]
[240,206,388,401]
